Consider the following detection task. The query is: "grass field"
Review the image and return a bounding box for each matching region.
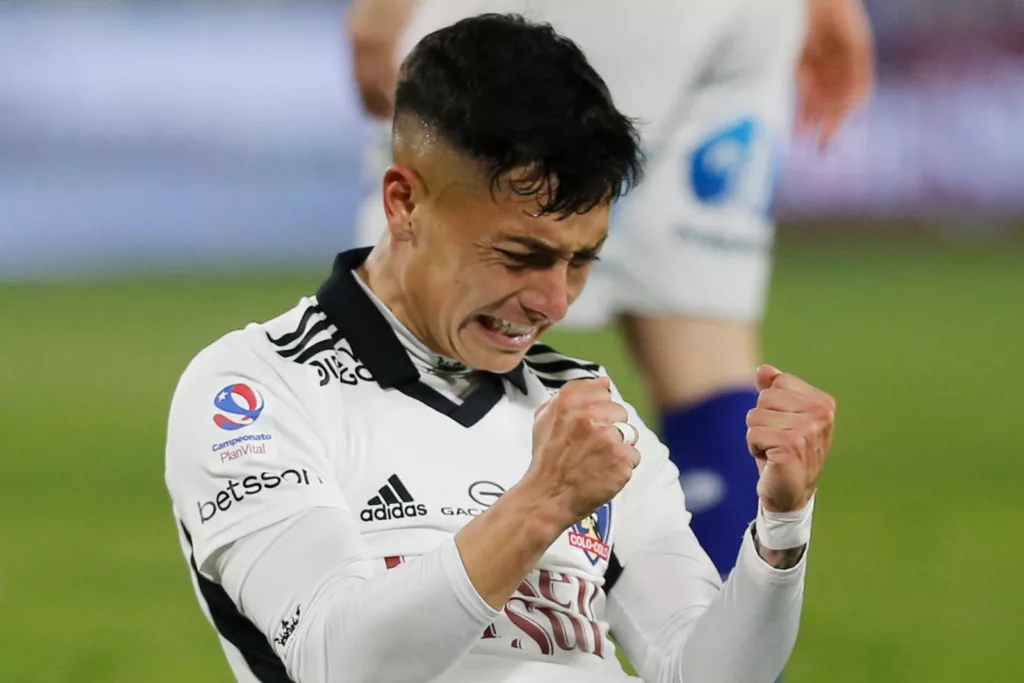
[1,233,1021,682]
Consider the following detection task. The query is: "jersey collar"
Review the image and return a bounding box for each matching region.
[316,247,529,397]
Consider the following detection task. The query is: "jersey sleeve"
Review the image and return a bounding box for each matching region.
[165,331,347,572]
[605,376,807,683]
[214,507,498,683]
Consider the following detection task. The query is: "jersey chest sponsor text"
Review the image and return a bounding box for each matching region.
[351,470,615,575]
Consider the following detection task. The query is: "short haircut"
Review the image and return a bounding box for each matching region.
[395,13,643,216]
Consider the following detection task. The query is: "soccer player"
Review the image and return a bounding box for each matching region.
[348,0,870,577]
[166,15,837,683]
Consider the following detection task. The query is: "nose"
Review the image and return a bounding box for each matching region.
[519,263,572,323]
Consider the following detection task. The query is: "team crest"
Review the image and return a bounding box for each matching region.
[568,503,612,565]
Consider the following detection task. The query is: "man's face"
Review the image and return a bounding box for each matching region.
[389,167,609,374]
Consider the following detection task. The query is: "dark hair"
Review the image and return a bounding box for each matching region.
[394,13,643,216]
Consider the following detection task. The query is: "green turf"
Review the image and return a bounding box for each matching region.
[1,233,1021,682]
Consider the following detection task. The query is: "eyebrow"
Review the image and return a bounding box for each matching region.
[498,234,607,260]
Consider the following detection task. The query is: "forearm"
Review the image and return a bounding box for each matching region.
[674,529,805,683]
[607,527,807,683]
[753,495,814,569]
[218,508,499,683]
[668,499,813,681]
[455,483,567,609]
[219,490,566,683]
[294,539,496,683]
[754,531,806,569]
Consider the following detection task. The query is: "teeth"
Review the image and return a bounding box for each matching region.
[490,317,536,336]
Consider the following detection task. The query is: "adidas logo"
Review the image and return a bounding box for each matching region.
[360,474,428,522]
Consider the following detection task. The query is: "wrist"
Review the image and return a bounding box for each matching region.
[454,482,570,610]
[751,525,806,570]
[759,491,813,514]
[497,483,571,547]
[755,493,815,549]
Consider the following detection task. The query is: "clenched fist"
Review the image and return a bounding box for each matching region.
[522,377,640,529]
[746,365,836,513]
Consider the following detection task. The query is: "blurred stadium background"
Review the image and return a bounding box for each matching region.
[1,1,1021,682]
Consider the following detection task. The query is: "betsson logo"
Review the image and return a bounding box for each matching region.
[197,468,322,524]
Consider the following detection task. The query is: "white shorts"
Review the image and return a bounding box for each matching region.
[354,0,807,325]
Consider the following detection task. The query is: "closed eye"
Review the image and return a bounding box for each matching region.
[569,252,601,268]
[497,249,559,270]
[497,248,601,271]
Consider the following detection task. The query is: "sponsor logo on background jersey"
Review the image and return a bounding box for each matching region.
[678,468,727,514]
[213,383,265,430]
[442,480,506,517]
[360,474,427,522]
[689,117,758,205]
[568,503,612,565]
[196,468,322,524]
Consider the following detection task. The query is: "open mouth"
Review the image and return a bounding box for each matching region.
[475,314,539,351]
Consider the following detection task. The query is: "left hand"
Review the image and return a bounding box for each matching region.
[796,0,875,149]
[345,0,417,118]
[746,365,836,513]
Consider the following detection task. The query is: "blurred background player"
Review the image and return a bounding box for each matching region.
[346,0,874,578]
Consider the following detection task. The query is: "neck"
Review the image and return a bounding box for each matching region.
[358,243,443,358]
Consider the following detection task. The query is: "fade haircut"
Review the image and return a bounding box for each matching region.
[394,13,643,217]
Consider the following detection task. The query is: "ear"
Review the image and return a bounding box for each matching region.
[382,164,421,243]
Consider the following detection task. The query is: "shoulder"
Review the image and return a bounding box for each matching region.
[168,298,335,444]
[165,300,344,542]
[175,296,335,393]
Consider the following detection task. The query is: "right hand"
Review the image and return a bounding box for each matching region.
[345,0,417,118]
[521,377,640,528]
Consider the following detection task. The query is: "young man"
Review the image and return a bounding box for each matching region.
[348,0,870,577]
[167,16,836,683]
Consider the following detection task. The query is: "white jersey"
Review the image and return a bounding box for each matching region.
[165,248,808,683]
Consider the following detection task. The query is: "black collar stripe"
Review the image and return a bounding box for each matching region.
[291,338,340,366]
[525,344,601,371]
[537,375,573,390]
[315,249,528,427]
[394,374,508,428]
[180,525,295,683]
[526,343,556,356]
[266,305,321,348]
[272,318,331,359]
[524,357,601,375]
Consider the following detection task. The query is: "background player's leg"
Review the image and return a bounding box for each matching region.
[620,315,760,576]
[597,0,808,581]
